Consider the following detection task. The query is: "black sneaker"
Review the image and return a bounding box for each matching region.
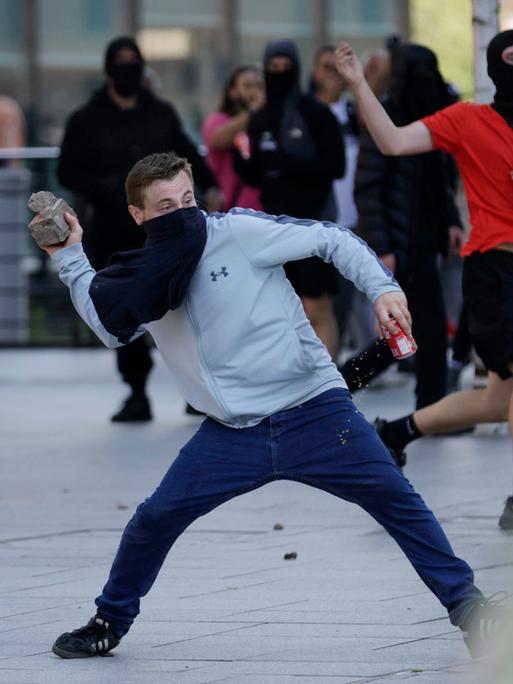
[111,393,152,422]
[374,417,407,468]
[459,593,513,659]
[499,496,513,530]
[52,616,121,658]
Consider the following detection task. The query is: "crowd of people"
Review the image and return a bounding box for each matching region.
[56,34,473,420]
[25,28,513,661]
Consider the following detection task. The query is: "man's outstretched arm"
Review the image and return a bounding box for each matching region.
[228,210,412,337]
[42,213,143,349]
[334,42,433,156]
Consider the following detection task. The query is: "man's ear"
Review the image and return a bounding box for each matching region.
[128,204,144,225]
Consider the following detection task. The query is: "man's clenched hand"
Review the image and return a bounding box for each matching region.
[335,42,365,90]
[374,291,412,337]
[42,211,83,256]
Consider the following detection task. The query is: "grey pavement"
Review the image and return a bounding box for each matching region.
[1,349,513,684]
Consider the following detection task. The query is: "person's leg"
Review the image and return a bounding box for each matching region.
[54,418,274,657]
[112,336,154,422]
[405,271,447,409]
[339,337,395,392]
[379,250,513,453]
[452,304,472,366]
[459,250,513,526]
[302,294,339,360]
[377,371,513,459]
[116,336,153,396]
[94,417,273,636]
[275,390,484,623]
[498,362,513,528]
[448,305,472,393]
[414,371,512,433]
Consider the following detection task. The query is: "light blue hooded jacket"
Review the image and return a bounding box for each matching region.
[52,208,402,428]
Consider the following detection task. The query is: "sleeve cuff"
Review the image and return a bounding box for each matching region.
[370,284,403,303]
[50,242,87,268]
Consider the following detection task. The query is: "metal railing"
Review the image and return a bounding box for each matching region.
[0,146,60,160]
[0,147,100,347]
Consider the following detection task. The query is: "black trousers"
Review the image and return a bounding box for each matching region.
[84,227,153,396]
[452,304,472,365]
[463,250,513,379]
[116,335,153,395]
[404,269,447,408]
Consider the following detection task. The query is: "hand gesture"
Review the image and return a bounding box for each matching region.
[335,42,365,89]
[42,212,83,256]
[374,291,412,337]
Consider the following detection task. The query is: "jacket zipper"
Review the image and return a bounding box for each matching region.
[185,297,235,422]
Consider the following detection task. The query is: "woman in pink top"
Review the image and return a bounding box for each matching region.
[203,66,265,211]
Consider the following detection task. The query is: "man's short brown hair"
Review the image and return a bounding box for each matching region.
[125,152,193,208]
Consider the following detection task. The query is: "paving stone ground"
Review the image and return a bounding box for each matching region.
[1,349,512,684]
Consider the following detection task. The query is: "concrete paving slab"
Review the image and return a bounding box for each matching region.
[1,349,513,683]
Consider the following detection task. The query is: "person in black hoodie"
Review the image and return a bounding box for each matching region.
[58,36,221,422]
[235,40,345,360]
[341,44,464,410]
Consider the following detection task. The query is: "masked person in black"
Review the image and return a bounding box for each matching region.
[341,44,463,410]
[235,40,345,360]
[488,29,513,125]
[58,36,221,423]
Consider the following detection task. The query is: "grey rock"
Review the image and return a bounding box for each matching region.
[27,191,76,247]
[27,190,58,214]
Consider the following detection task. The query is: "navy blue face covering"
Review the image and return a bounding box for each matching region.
[89,207,207,343]
[487,30,513,122]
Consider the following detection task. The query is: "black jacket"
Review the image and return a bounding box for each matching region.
[354,100,461,275]
[236,94,345,219]
[57,87,217,268]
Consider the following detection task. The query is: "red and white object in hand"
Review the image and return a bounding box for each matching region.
[382,321,417,360]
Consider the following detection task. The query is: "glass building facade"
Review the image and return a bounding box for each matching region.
[0,0,409,144]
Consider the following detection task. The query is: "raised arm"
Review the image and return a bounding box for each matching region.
[334,42,433,156]
[204,111,251,150]
[42,214,144,349]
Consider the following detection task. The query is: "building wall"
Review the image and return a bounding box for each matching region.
[0,0,409,145]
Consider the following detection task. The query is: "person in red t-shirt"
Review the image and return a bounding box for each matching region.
[335,32,513,529]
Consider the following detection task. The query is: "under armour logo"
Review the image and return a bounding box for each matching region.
[210,267,229,282]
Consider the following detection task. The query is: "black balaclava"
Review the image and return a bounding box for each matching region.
[89,207,207,344]
[487,30,513,120]
[104,36,144,97]
[390,43,453,124]
[263,40,301,105]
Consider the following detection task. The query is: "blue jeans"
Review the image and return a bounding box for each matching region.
[96,389,482,635]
